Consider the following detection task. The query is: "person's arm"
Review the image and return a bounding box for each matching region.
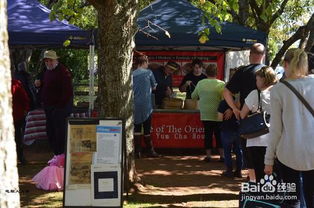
[179,75,187,92]
[150,71,157,90]
[264,89,283,174]
[191,83,199,100]
[57,67,73,108]
[179,75,192,92]
[223,88,240,119]
[223,109,233,120]
[240,104,250,119]
[240,90,258,119]
[217,112,224,121]
[166,76,173,97]
[224,69,242,119]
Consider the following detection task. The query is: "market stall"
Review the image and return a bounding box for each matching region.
[135,0,267,149]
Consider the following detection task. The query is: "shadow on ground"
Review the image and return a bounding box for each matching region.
[19,142,242,207]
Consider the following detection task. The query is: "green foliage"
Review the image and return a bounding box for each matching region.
[190,0,231,43]
[57,49,89,84]
[28,49,89,85]
[39,0,97,29]
[191,0,313,59]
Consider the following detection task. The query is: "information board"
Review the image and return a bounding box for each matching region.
[63,118,124,208]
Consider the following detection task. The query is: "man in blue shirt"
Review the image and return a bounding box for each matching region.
[133,54,158,158]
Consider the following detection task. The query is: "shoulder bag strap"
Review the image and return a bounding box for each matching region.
[257,90,263,112]
[281,80,314,117]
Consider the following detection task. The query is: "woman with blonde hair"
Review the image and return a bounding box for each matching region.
[264,48,314,208]
[240,66,277,182]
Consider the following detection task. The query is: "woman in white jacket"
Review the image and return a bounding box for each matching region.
[264,48,314,208]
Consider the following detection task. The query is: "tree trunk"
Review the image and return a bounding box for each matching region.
[0,1,20,207]
[237,0,250,25]
[92,0,139,192]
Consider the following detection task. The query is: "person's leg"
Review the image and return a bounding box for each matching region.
[142,116,158,157]
[278,160,301,207]
[221,131,233,171]
[233,132,243,177]
[302,169,314,208]
[213,122,224,160]
[134,123,143,158]
[44,107,57,154]
[14,120,27,164]
[251,146,266,183]
[202,121,213,161]
[246,147,256,182]
[240,137,249,170]
[52,107,69,155]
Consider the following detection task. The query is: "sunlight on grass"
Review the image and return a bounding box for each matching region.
[22,192,63,208]
[124,202,166,208]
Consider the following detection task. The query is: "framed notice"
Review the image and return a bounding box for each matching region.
[91,164,121,206]
[63,118,124,208]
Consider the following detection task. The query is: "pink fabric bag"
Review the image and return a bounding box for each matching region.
[32,154,65,191]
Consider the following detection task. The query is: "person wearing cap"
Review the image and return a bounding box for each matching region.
[152,61,180,108]
[39,50,73,155]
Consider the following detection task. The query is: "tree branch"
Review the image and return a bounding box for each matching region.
[237,0,250,25]
[268,0,289,26]
[47,0,58,8]
[86,0,102,8]
[305,31,314,52]
[249,0,262,17]
[271,26,307,68]
[305,14,314,52]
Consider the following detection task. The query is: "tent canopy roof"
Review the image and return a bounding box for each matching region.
[8,0,92,48]
[136,0,267,50]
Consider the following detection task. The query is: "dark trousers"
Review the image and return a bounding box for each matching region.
[278,160,314,208]
[202,121,222,149]
[134,115,152,136]
[221,130,242,171]
[45,104,71,155]
[247,146,266,182]
[240,137,252,169]
[14,119,25,162]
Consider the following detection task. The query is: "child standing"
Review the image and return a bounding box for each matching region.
[218,99,243,177]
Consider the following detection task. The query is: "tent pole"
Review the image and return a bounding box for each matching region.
[88,44,95,116]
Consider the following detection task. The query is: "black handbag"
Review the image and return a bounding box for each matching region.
[239,90,270,139]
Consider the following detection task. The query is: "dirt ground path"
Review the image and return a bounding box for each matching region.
[129,155,244,208]
[19,143,244,207]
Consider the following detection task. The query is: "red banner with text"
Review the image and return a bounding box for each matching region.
[151,112,205,148]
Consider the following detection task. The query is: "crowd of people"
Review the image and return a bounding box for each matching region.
[132,43,314,207]
[11,44,314,206]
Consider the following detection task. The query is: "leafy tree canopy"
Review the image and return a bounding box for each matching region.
[41,0,313,63]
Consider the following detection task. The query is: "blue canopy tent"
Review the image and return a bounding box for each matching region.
[7,0,93,48]
[136,0,267,50]
[7,0,96,111]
